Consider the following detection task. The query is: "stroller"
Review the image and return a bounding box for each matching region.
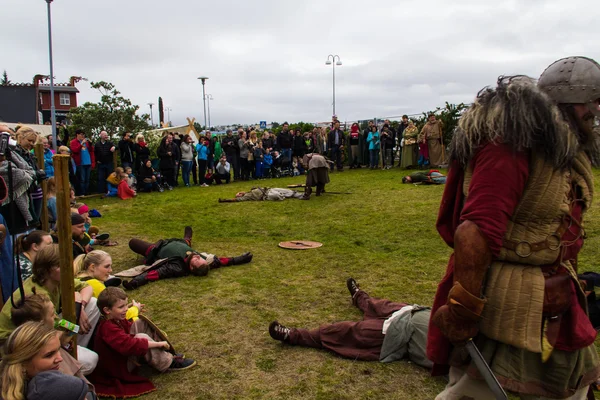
[271,152,293,178]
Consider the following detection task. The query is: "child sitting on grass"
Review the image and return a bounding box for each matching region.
[125,166,137,189]
[89,287,195,398]
[106,167,124,197]
[117,172,136,200]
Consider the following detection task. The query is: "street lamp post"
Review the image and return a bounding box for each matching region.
[165,107,172,126]
[45,0,57,151]
[205,94,213,129]
[147,102,155,127]
[197,76,209,130]
[325,55,342,118]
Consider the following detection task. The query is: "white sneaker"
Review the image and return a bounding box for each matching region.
[201,183,209,187]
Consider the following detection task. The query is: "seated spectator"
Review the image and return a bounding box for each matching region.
[74,250,122,298]
[125,166,136,189]
[269,278,432,368]
[15,230,53,282]
[121,226,252,289]
[218,187,305,202]
[0,322,96,400]
[202,169,214,186]
[105,167,124,197]
[137,159,163,192]
[89,287,196,398]
[0,244,100,348]
[10,293,99,377]
[214,155,230,184]
[71,212,89,258]
[117,172,136,200]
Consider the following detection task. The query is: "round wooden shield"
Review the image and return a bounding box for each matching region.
[278,240,323,250]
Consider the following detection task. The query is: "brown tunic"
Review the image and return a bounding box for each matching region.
[421,121,445,166]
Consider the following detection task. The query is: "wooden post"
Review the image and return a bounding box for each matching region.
[54,154,77,358]
[34,143,49,232]
[113,147,118,171]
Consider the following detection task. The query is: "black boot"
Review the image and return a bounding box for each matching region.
[231,252,253,265]
[122,274,148,290]
[316,184,324,196]
[300,186,312,200]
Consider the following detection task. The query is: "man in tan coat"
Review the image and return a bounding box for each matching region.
[421,114,445,167]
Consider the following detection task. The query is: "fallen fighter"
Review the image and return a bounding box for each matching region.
[218,187,305,202]
[121,226,253,289]
[401,169,446,184]
[269,278,432,368]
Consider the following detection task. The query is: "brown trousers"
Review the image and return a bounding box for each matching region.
[289,291,407,361]
[128,319,173,372]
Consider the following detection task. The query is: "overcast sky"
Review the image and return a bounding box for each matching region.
[3,0,598,127]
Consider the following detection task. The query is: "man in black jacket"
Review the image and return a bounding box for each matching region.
[381,121,395,169]
[327,121,345,172]
[123,226,253,289]
[276,123,293,162]
[157,133,178,189]
[94,131,115,194]
[118,132,135,169]
[221,129,239,180]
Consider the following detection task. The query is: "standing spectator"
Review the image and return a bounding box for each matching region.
[261,131,275,151]
[46,177,57,229]
[247,131,258,179]
[361,121,374,166]
[214,155,230,184]
[292,130,307,174]
[172,133,182,186]
[380,125,395,170]
[348,123,361,168]
[133,134,150,171]
[14,127,44,220]
[396,115,410,167]
[221,130,238,180]
[254,141,265,179]
[235,129,244,180]
[118,132,134,170]
[179,135,194,187]
[94,131,115,194]
[314,127,328,155]
[277,122,293,161]
[328,121,345,172]
[157,133,177,190]
[70,129,95,196]
[205,131,215,170]
[196,137,209,187]
[41,136,54,177]
[238,131,249,181]
[421,113,445,167]
[417,126,430,168]
[400,119,419,169]
[367,125,380,169]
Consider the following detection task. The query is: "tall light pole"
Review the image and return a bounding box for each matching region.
[325,55,342,118]
[165,106,172,126]
[45,0,58,151]
[197,76,209,130]
[147,102,155,127]
[205,94,213,129]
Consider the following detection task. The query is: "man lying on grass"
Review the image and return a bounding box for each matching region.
[269,278,432,369]
[121,226,253,290]
[218,187,305,202]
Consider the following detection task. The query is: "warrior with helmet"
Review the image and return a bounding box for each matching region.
[429,57,600,399]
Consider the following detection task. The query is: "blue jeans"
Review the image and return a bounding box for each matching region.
[369,150,379,168]
[97,163,113,194]
[281,148,292,162]
[255,161,263,178]
[77,165,91,195]
[181,160,193,186]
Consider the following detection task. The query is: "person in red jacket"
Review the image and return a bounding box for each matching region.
[117,172,136,200]
[89,287,195,398]
[70,129,95,195]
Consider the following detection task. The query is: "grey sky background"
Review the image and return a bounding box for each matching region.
[3,0,598,126]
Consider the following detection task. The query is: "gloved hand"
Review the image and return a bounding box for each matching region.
[432,281,486,344]
[35,169,47,181]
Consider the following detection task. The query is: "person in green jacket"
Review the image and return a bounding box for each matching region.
[268,278,432,368]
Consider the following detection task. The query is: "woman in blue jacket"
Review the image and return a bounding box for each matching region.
[367,125,380,169]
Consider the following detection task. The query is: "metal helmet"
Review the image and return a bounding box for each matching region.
[538,56,600,117]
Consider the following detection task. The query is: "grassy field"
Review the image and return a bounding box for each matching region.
[82,166,600,400]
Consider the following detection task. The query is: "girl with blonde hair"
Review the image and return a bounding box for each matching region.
[74,250,120,298]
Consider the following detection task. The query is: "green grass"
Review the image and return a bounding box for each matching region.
[82,167,600,400]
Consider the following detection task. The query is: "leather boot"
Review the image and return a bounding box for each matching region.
[184,226,193,245]
[300,186,312,200]
[316,184,324,196]
[218,198,238,203]
[231,252,253,265]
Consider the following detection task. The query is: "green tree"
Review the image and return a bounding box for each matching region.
[68,81,150,140]
[1,70,10,86]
